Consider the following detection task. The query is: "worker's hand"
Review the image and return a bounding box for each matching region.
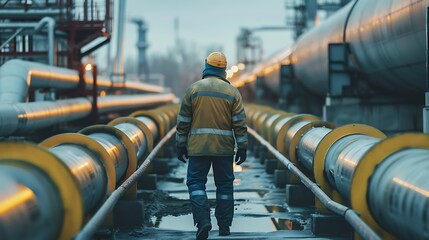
[177,147,188,163]
[234,148,247,165]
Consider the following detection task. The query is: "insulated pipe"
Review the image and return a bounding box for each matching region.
[0,98,92,136]
[0,17,56,65]
[247,104,429,239]
[48,144,107,213]
[84,133,128,182]
[112,122,147,160]
[297,127,332,171]
[75,127,177,240]
[247,127,381,240]
[0,164,63,240]
[0,60,170,103]
[0,104,179,240]
[235,0,428,96]
[0,93,176,136]
[368,148,429,239]
[33,17,56,65]
[0,9,61,18]
[0,59,80,103]
[331,136,380,198]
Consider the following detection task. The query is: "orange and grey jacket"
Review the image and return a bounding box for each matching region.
[176,76,248,156]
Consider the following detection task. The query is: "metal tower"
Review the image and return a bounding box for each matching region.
[131,18,150,82]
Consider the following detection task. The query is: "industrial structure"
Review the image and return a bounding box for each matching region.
[232,0,427,135]
[1,0,429,239]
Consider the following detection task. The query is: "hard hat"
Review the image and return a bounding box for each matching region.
[206,52,227,68]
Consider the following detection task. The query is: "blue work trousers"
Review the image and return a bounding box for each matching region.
[186,156,235,228]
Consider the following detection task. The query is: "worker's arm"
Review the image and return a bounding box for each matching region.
[232,91,248,150]
[176,88,193,149]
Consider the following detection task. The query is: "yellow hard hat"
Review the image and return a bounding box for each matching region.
[206,52,227,68]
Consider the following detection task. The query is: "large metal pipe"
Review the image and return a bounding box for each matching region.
[85,133,128,181]
[75,127,177,240]
[33,17,56,65]
[331,136,380,197]
[0,98,91,136]
[0,164,62,240]
[0,9,62,18]
[0,59,80,103]
[236,0,428,97]
[0,60,169,103]
[0,104,179,239]
[0,17,56,66]
[297,127,332,171]
[247,127,381,240]
[0,93,176,136]
[247,104,429,239]
[368,148,429,239]
[49,144,107,213]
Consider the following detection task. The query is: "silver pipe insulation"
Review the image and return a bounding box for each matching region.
[33,17,56,65]
[286,121,381,200]
[247,127,381,240]
[329,136,380,198]
[136,116,159,142]
[0,17,56,65]
[0,59,80,103]
[86,133,128,181]
[0,59,168,103]
[75,127,177,240]
[368,148,429,240]
[97,94,176,114]
[0,98,92,136]
[49,144,107,213]
[0,93,175,136]
[0,164,63,240]
[247,104,429,239]
[297,127,332,171]
[0,104,179,240]
[112,123,147,160]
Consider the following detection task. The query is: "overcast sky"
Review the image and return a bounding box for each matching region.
[97,0,294,68]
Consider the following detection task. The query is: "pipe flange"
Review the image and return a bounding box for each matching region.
[275,114,319,158]
[130,110,166,140]
[108,117,154,160]
[350,133,429,239]
[0,142,83,240]
[40,133,116,198]
[267,112,294,145]
[289,121,335,166]
[313,124,385,204]
[79,125,137,185]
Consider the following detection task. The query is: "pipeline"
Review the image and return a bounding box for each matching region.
[75,127,176,240]
[246,104,429,239]
[233,0,428,96]
[0,17,56,65]
[248,128,380,240]
[0,104,179,240]
[0,59,167,103]
[0,93,176,136]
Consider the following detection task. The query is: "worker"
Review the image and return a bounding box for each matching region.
[176,52,248,240]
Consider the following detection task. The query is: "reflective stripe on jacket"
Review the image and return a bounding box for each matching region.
[176,76,248,156]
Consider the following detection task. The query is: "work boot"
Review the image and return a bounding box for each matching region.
[196,221,212,240]
[219,226,230,236]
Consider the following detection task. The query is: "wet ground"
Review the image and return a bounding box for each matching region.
[110,153,349,239]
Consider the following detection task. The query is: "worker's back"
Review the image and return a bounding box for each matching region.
[180,76,243,156]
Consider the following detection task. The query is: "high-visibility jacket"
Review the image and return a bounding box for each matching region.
[176,76,248,156]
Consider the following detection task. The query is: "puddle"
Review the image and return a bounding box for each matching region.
[136,155,311,235]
